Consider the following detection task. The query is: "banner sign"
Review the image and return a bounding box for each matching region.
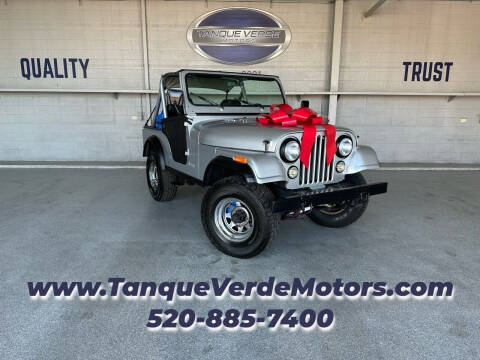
[187,7,291,65]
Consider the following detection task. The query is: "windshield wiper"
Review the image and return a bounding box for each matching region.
[191,93,218,106]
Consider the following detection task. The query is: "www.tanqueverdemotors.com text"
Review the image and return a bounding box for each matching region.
[27,277,454,302]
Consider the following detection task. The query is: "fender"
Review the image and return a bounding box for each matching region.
[346,145,380,174]
[143,135,166,170]
[212,148,287,184]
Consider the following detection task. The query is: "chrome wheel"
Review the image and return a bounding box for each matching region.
[148,161,159,191]
[213,197,255,243]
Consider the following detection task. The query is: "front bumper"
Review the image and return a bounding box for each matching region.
[272,182,388,213]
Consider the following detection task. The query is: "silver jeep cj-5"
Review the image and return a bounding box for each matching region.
[142,70,387,258]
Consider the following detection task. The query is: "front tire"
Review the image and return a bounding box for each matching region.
[146,152,177,201]
[307,173,369,228]
[201,176,280,258]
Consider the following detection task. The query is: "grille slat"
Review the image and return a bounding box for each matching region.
[321,135,327,182]
[308,139,317,183]
[298,134,334,186]
[314,136,320,183]
[310,138,317,183]
[318,135,323,182]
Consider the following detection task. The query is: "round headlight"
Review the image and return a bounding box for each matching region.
[337,137,353,157]
[281,139,300,162]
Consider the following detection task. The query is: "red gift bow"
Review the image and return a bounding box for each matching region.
[256,104,336,168]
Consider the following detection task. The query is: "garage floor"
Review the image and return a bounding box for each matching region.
[0,169,479,359]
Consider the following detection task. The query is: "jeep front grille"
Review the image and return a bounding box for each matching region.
[298,135,334,186]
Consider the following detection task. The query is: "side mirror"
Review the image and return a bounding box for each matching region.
[167,88,183,104]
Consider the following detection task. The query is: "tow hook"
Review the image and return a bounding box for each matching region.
[282,202,312,220]
[303,204,313,213]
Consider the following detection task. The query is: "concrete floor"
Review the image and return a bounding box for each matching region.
[0,169,479,359]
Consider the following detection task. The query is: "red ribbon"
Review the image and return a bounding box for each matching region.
[257,104,336,168]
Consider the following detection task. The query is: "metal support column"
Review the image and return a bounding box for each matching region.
[140,0,151,117]
[328,0,343,125]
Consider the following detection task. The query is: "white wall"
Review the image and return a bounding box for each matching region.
[146,1,333,92]
[0,0,479,163]
[338,0,480,163]
[0,93,143,161]
[0,0,146,161]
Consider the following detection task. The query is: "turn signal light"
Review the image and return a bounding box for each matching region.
[233,156,247,164]
[336,161,346,173]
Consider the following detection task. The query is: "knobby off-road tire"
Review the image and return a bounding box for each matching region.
[307,173,369,228]
[201,176,280,258]
[146,152,177,201]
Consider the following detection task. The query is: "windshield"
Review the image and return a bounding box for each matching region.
[185,73,284,107]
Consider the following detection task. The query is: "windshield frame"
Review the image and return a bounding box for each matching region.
[182,70,286,115]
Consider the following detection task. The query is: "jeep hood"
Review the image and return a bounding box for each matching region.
[198,118,352,152]
[198,119,304,152]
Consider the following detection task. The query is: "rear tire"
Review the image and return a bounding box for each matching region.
[201,176,280,258]
[146,152,177,201]
[307,173,369,228]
